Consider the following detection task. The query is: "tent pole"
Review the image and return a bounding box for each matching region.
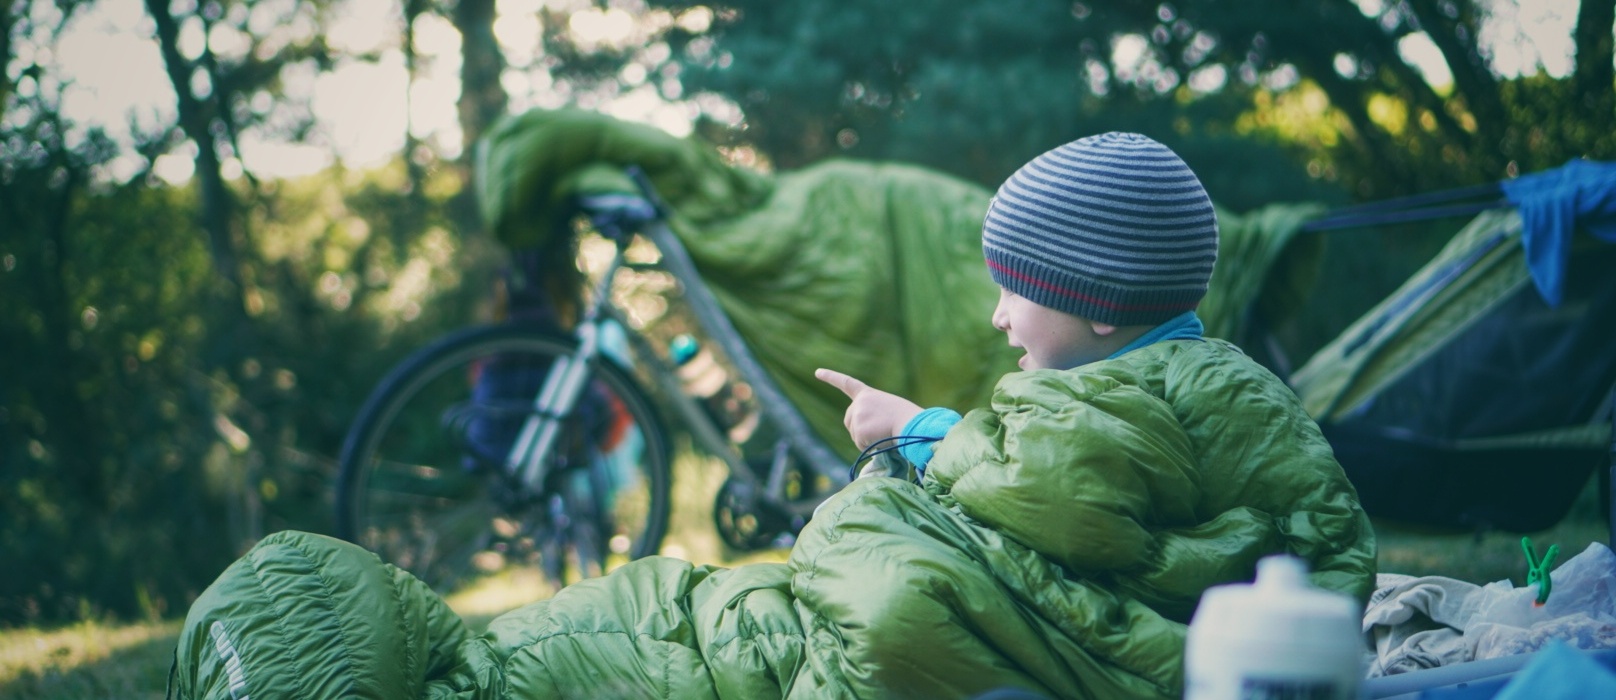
[1609,382,1615,549]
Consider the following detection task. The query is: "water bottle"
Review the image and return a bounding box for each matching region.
[1184,555,1364,700]
[670,334,757,442]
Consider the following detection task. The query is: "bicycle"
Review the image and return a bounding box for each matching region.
[333,168,849,591]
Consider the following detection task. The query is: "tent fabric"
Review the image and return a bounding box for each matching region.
[475,108,1323,460]
[1199,202,1326,351]
[1500,159,1616,307]
[1289,208,1531,424]
[1290,203,1616,449]
[1293,222,1616,531]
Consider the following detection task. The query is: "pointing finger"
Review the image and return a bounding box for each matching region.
[814,368,868,399]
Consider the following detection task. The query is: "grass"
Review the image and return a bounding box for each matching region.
[2,454,1607,699]
[0,620,179,700]
[1372,474,1611,586]
[0,449,784,699]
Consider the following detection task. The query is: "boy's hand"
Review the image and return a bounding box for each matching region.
[815,368,923,451]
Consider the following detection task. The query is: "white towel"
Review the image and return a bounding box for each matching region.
[1362,542,1616,677]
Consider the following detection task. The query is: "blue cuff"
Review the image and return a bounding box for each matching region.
[898,407,962,475]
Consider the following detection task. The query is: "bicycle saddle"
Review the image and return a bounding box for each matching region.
[575,193,659,239]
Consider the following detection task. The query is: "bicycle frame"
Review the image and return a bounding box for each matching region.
[633,214,849,517]
[505,181,848,522]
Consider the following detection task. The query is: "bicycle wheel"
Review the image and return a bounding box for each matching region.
[335,323,671,593]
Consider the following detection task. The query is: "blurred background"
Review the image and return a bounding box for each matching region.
[1,0,1612,694]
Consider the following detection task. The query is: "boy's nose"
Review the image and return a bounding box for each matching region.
[991,300,1009,332]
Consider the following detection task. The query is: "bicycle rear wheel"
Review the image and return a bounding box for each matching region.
[335,323,671,593]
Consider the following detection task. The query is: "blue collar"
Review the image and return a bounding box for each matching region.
[1108,311,1204,360]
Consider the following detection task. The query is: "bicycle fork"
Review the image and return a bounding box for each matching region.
[504,248,627,493]
[506,321,597,488]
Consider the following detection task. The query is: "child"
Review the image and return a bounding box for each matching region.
[819,132,1374,603]
[171,134,1374,700]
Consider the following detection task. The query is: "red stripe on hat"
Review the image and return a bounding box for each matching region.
[987,259,1194,312]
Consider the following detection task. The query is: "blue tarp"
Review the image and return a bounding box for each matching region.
[1500,159,1616,307]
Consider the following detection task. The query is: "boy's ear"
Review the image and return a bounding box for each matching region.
[1089,320,1118,337]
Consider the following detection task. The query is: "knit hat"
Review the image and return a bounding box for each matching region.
[982,132,1218,327]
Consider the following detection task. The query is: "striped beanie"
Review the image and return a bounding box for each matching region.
[982,132,1219,327]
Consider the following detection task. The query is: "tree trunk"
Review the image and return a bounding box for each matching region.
[0,4,15,123]
[1308,62,1419,196]
[450,0,506,234]
[42,162,101,505]
[1364,28,1477,154]
[1574,0,1616,126]
[145,0,264,550]
[404,0,429,203]
[1268,23,1420,196]
[144,0,241,288]
[454,0,507,161]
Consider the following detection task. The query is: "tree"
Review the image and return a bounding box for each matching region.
[625,0,1612,202]
[0,69,235,619]
[1574,0,1615,125]
[453,0,507,156]
[0,0,504,622]
[0,0,16,120]
[4,0,1609,623]
[448,0,508,233]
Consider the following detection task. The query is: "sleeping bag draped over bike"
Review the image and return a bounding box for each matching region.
[172,335,1375,699]
[471,108,1326,463]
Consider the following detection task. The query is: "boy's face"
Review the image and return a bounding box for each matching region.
[991,287,1115,371]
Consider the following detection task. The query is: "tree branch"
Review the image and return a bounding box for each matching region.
[1402,0,1506,160]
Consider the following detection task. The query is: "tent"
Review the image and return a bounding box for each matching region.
[1290,161,1616,533]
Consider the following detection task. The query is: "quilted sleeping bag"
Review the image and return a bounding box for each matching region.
[171,337,1374,699]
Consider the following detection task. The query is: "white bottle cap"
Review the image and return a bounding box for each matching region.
[1190,555,1361,647]
[1185,555,1365,700]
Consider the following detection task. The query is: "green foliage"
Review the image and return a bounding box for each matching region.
[645,0,1320,200]
[1,111,231,621]
[2,0,509,626]
[630,0,1613,205]
[0,118,501,624]
[1498,73,1616,173]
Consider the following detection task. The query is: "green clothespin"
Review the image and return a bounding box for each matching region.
[1521,536,1559,606]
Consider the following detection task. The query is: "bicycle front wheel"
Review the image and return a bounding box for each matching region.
[335,324,672,593]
